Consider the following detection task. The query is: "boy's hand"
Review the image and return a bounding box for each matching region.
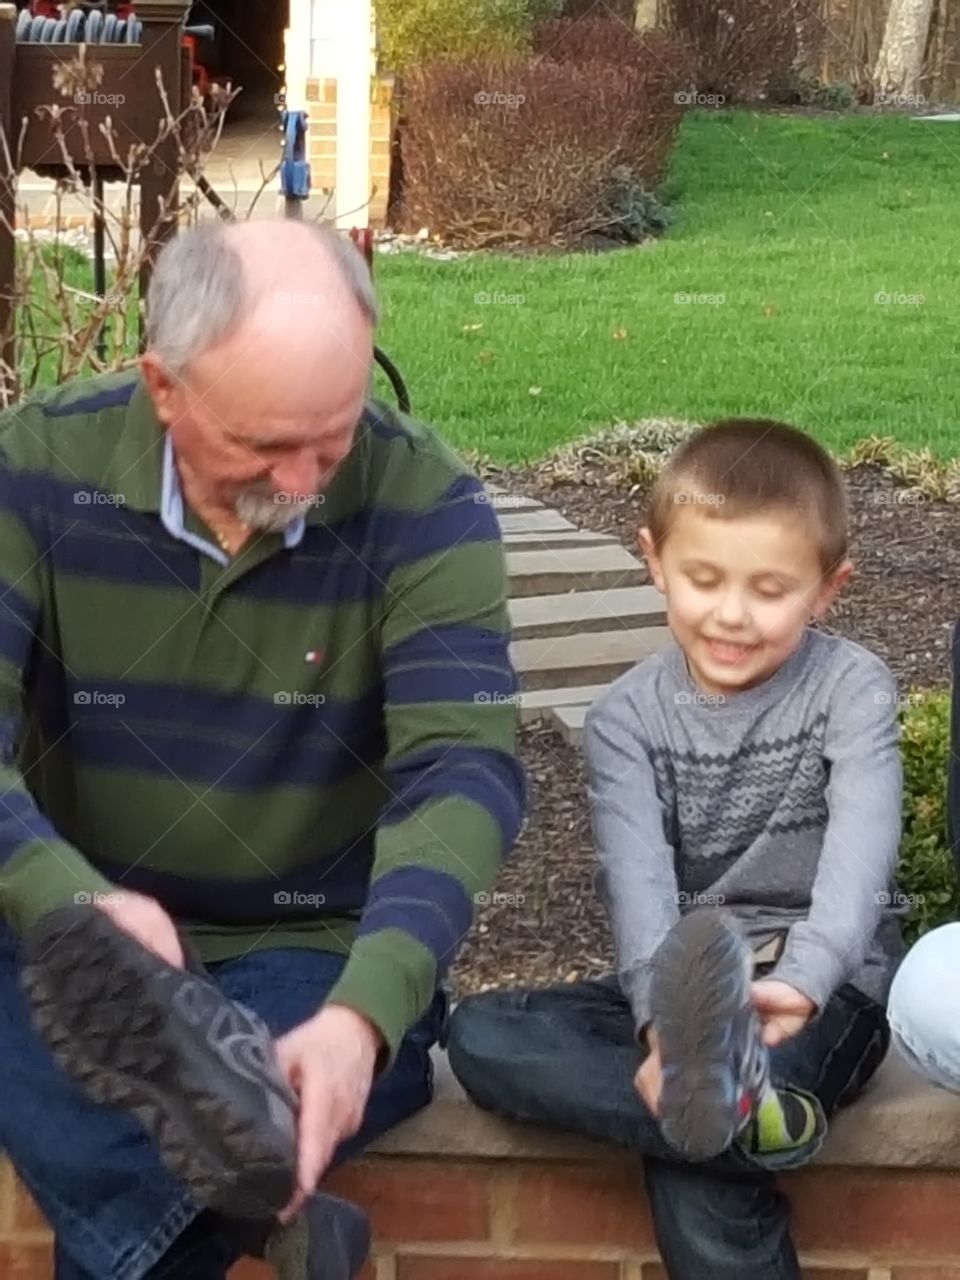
[751,980,816,1047]
[634,1025,663,1115]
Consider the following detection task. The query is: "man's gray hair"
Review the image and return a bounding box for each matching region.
[145,220,379,374]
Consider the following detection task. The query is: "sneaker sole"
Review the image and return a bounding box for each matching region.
[20,905,298,1220]
[649,910,752,1161]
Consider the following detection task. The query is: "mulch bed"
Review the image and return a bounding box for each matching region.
[451,463,960,996]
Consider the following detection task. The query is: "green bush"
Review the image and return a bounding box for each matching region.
[377,0,563,75]
[898,690,960,943]
[597,166,674,244]
[766,69,855,110]
[812,80,854,111]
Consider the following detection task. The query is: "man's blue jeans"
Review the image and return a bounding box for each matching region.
[448,975,889,1280]
[0,924,446,1280]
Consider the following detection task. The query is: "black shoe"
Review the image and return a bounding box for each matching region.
[265,1194,371,1280]
[20,904,299,1219]
[649,909,769,1161]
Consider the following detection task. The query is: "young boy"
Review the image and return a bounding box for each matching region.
[448,419,902,1280]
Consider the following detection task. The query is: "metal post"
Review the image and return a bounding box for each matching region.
[280,109,310,219]
[0,4,17,403]
[92,172,107,363]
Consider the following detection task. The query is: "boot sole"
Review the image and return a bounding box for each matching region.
[20,905,298,1220]
[649,910,751,1161]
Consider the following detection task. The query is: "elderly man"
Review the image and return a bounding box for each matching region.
[0,219,524,1279]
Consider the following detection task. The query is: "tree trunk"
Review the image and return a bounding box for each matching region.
[874,0,935,97]
[634,0,659,30]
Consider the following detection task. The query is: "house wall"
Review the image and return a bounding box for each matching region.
[287,0,390,229]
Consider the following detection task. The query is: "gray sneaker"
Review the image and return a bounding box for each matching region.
[20,903,299,1220]
[649,909,770,1161]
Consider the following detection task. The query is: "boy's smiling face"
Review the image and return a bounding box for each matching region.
[640,504,852,697]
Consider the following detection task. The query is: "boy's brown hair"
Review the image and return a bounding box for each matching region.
[646,418,848,575]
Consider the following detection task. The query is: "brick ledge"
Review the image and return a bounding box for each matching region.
[366,1047,960,1170]
[4,1047,960,1277]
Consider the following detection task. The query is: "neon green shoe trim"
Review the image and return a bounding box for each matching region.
[745,1089,819,1155]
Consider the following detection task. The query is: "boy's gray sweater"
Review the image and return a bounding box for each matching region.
[583,628,905,1032]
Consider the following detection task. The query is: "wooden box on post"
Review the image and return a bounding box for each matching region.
[0,0,192,403]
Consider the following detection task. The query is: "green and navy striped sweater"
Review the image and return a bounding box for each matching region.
[0,370,524,1058]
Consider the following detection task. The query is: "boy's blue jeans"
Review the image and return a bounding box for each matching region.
[448,974,889,1280]
[0,923,446,1280]
[888,921,960,1091]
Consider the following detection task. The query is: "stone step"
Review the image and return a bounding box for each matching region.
[550,704,589,746]
[503,530,617,551]
[506,545,645,598]
[510,586,664,639]
[496,511,576,535]
[512,626,672,690]
[483,487,544,513]
[519,684,608,722]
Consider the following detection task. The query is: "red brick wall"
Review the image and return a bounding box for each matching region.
[4,1154,960,1278]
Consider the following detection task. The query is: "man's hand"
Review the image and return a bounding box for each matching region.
[275,1004,381,1223]
[94,889,184,969]
[634,1025,663,1115]
[751,979,816,1047]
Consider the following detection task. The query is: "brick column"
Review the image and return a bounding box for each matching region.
[369,75,395,227]
[307,77,338,198]
[306,74,394,226]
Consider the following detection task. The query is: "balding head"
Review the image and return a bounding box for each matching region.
[145,219,378,373]
[141,220,377,533]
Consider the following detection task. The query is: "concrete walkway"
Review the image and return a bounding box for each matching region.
[13,107,337,227]
[491,486,670,743]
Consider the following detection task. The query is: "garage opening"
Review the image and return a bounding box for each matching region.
[189,0,288,188]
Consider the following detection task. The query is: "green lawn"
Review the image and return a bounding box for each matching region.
[374,109,960,464]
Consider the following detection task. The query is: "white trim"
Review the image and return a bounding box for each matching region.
[310,0,338,78]
[283,0,311,111]
[333,0,373,228]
